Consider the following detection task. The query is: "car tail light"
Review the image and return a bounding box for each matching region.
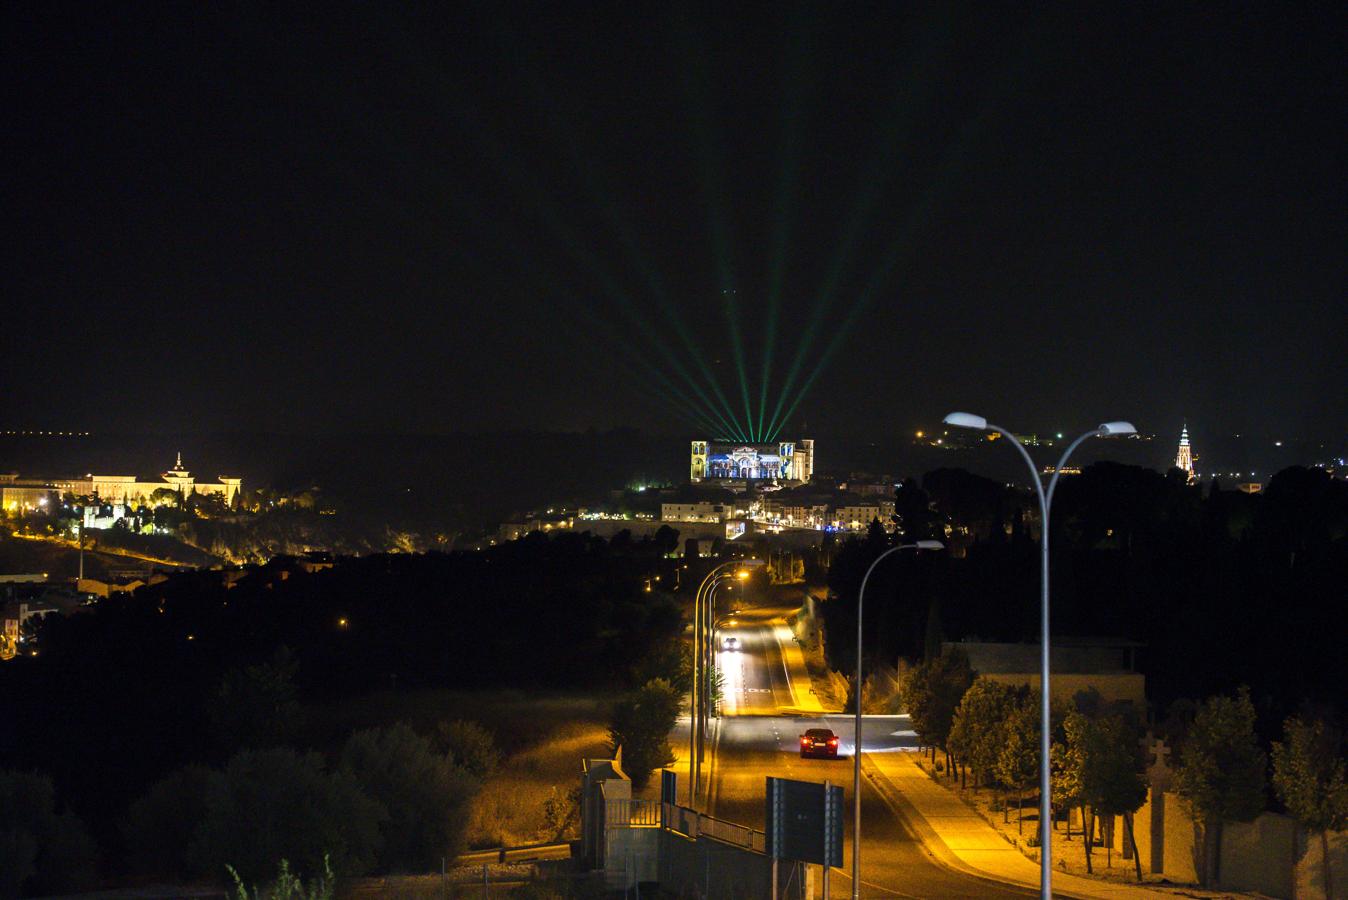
[801,737,809,745]
[828,738,838,746]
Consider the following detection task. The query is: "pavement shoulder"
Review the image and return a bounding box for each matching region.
[863,751,1215,900]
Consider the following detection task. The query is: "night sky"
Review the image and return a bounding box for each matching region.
[4,4,1344,442]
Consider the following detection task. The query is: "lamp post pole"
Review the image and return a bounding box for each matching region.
[944,414,1135,900]
[852,540,942,899]
[688,560,754,806]
[698,576,729,791]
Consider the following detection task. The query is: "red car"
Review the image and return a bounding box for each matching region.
[799,727,840,758]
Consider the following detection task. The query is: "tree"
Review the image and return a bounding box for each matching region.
[995,691,1040,835]
[124,764,219,879]
[0,770,98,899]
[341,723,480,872]
[608,678,681,789]
[189,748,384,884]
[149,486,181,508]
[433,719,499,782]
[1272,714,1348,900]
[630,641,692,696]
[209,647,304,752]
[1175,687,1267,886]
[1067,711,1147,877]
[652,524,680,556]
[948,678,1017,790]
[899,647,975,768]
[893,477,938,541]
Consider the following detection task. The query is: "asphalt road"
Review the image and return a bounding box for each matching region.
[705,601,1034,899]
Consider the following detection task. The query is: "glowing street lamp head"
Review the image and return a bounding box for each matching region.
[1098,421,1137,436]
[943,411,987,430]
[913,540,944,551]
[736,570,750,580]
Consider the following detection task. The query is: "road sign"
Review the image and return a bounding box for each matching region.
[765,776,844,867]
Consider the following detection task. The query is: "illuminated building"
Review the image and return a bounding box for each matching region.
[2,453,242,509]
[834,504,882,531]
[660,502,730,523]
[689,439,814,483]
[1175,425,1195,483]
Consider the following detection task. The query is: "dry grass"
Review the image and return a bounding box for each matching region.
[466,720,611,849]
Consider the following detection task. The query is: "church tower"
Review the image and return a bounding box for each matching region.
[1175,426,1195,483]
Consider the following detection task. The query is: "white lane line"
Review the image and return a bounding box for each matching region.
[770,624,799,707]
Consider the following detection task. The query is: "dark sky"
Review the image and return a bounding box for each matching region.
[4,4,1344,442]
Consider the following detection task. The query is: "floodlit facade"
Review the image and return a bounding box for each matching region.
[2,453,242,508]
[690,439,814,483]
[660,502,730,523]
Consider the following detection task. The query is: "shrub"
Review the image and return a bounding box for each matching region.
[124,764,219,878]
[188,748,384,884]
[227,855,335,900]
[433,719,499,781]
[0,769,98,898]
[341,723,479,871]
[209,647,304,752]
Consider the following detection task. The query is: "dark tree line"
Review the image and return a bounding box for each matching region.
[0,529,683,887]
[821,463,1348,731]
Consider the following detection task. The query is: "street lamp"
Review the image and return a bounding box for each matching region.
[688,559,762,805]
[852,539,942,899]
[943,412,1134,899]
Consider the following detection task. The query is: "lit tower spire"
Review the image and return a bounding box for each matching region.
[1175,425,1195,482]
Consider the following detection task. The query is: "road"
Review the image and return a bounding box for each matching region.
[702,601,1034,899]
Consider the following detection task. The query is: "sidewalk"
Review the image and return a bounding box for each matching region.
[862,750,1233,900]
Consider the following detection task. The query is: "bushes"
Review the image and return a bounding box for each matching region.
[189,748,384,884]
[209,647,305,753]
[341,723,479,872]
[434,719,499,781]
[0,770,98,899]
[125,723,488,883]
[124,764,217,879]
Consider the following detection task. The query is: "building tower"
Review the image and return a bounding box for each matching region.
[690,441,708,483]
[1175,426,1195,483]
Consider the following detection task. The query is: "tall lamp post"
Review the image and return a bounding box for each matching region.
[852,539,943,899]
[688,559,761,806]
[943,412,1135,899]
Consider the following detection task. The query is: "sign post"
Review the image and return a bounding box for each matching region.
[766,776,844,898]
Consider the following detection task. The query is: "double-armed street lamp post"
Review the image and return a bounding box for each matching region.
[943,412,1135,900]
[851,539,943,899]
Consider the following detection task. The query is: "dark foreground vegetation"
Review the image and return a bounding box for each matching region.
[826,462,1347,889]
[0,531,682,896]
[824,463,1348,726]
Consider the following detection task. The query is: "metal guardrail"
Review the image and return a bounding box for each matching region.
[662,802,767,852]
[605,798,661,827]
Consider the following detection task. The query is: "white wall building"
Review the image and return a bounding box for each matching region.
[661,502,730,523]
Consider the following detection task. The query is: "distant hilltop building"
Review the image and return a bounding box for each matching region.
[1,452,241,511]
[690,439,813,483]
[1175,425,1196,483]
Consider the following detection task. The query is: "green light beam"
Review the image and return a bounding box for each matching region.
[757,10,811,443]
[467,212,734,439]
[763,12,958,440]
[769,42,1027,439]
[723,289,757,441]
[672,12,756,438]
[384,33,749,440]
[491,29,751,439]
